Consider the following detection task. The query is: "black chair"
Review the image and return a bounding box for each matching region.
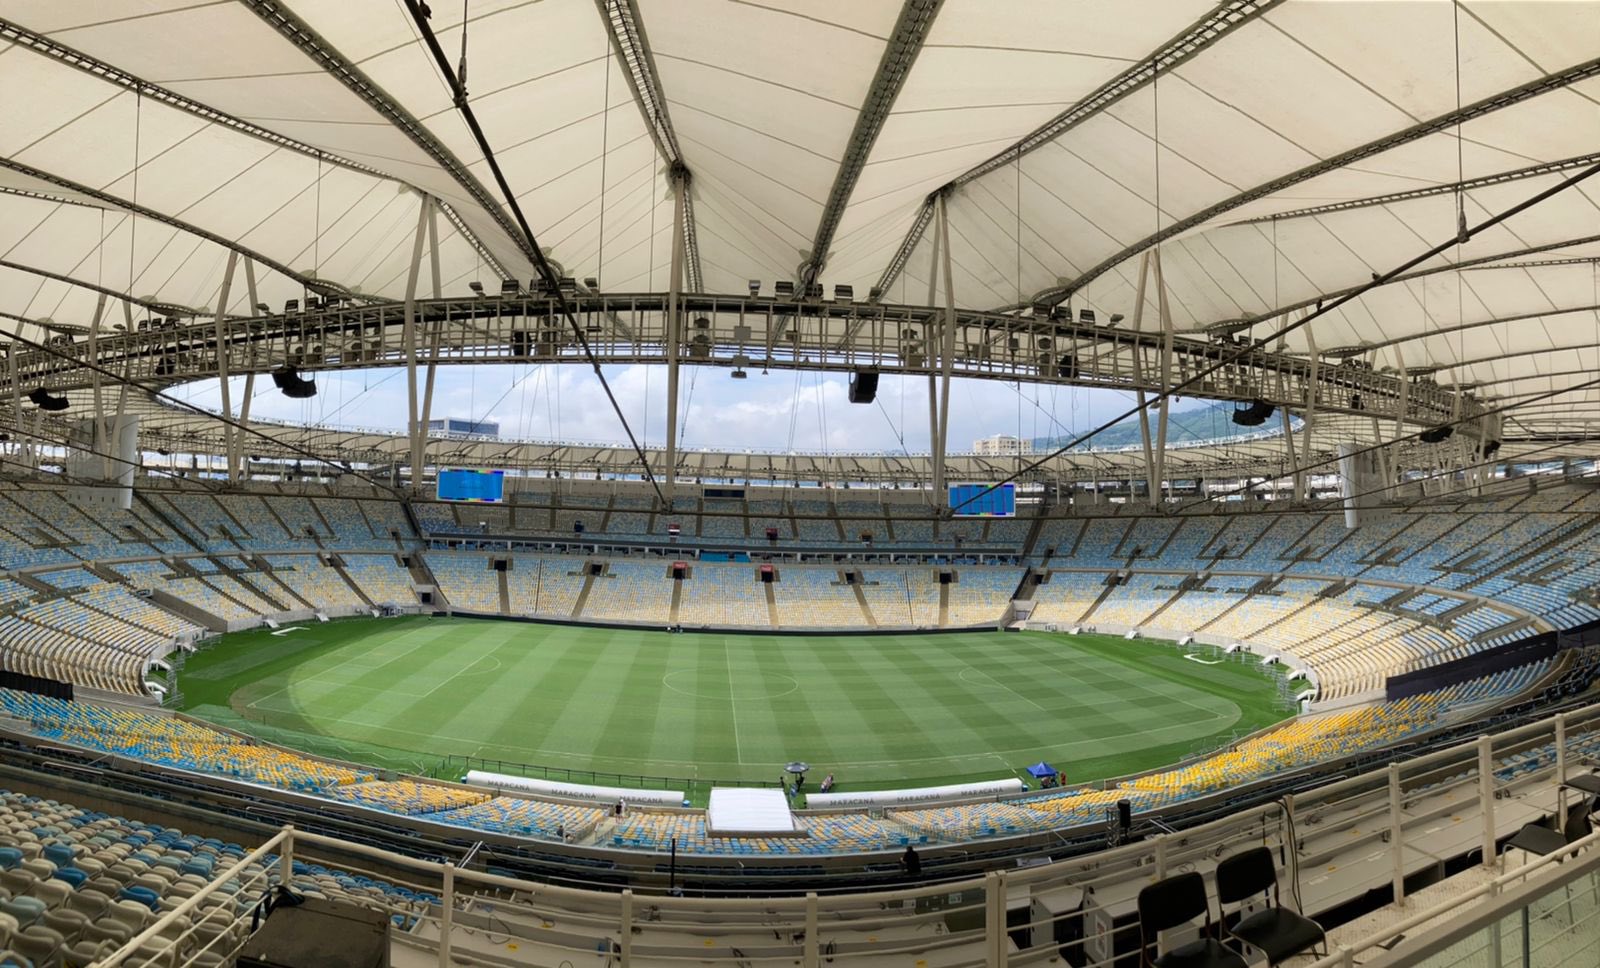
[1215,847,1326,965]
[1503,797,1593,865]
[1136,871,1247,968]
[1502,797,1595,923]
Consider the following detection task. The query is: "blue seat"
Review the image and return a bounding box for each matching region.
[118,885,161,911]
[0,895,46,927]
[0,847,22,870]
[52,866,86,888]
[41,844,74,867]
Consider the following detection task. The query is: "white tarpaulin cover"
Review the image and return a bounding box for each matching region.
[706,786,798,836]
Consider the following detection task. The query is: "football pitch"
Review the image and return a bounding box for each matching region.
[176,617,1290,797]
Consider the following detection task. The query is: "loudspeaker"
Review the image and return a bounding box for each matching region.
[27,387,69,412]
[1420,425,1454,443]
[271,366,318,399]
[1231,398,1274,426]
[1116,798,1132,832]
[848,370,879,404]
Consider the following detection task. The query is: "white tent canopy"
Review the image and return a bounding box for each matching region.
[1,0,1598,444]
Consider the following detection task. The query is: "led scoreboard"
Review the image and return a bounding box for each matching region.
[948,483,1015,517]
[437,468,505,503]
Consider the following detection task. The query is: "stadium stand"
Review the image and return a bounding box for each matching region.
[340,554,418,606]
[425,553,500,613]
[677,564,770,627]
[581,560,673,624]
[772,568,867,628]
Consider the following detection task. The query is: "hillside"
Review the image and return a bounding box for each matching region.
[1032,401,1277,452]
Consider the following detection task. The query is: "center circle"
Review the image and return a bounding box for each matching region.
[661,668,799,702]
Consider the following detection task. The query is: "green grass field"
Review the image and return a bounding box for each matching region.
[176,617,1290,797]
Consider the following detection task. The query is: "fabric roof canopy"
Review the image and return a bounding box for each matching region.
[1,0,1598,445]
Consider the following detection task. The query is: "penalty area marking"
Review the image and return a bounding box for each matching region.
[1183,653,1224,665]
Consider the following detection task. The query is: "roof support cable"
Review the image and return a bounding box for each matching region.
[403,0,667,505]
[946,158,1600,515]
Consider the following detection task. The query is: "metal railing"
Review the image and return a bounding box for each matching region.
[83,699,1600,967]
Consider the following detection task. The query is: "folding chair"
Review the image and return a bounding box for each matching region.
[1136,871,1247,968]
[1215,847,1326,964]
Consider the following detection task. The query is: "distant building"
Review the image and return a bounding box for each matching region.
[428,417,499,439]
[972,434,1031,456]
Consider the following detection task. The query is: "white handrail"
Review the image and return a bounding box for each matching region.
[1305,823,1600,968]
[92,826,290,967]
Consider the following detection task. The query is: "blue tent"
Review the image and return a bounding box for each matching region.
[1025,762,1057,778]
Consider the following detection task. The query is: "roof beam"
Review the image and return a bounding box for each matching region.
[240,0,537,275]
[596,0,702,292]
[0,16,509,284]
[1231,150,1600,226]
[1209,230,1600,336]
[801,0,943,289]
[0,161,359,304]
[872,0,1280,301]
[1347,302,1600,357]
[1039,53,1600,306]
[0,256,220,321]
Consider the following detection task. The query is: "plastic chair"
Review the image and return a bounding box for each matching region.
[11,925,62,968]
[0,899,43,932]
[1136,871,1247,968]
[1215,847,1326,964]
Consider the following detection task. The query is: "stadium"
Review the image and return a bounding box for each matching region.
[0,1,1599,966]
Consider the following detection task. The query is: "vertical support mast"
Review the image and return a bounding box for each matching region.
[212,251,239,480]
[87,293,108,474]
[925,202,942,505]
[935,193,957,497]
[1301,319,1320,501]
[664,169,687,501]
[403,194,432,487]
[234,259,261,482]
[1151,248,1175,506]
[1128,252,1157,504]
[419,199,444,465]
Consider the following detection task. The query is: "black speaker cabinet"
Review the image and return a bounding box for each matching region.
[238,896,390,968]
[848,370,879,404]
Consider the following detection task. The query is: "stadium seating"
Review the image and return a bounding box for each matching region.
[772,568,864,628]
[341,555,417,606]
[425,553,500,613]
[582,561,673,623]
[677,564,770,627]
[0,785,435,958]
[946,567,1022,626]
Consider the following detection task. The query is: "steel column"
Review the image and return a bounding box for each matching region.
[419,199,443,472]
[404,195,432,485]
[935,193,957,496]
[87,293,108,470]
[1301,320,1319,500]
[665,172,687,499]
[212,252,240,480]
[1128,252,1158,504]
[926,204,942,499]
[1152,248,1175,505]
[234,259,261,481]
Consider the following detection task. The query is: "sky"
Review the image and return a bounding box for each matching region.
[172,364,1216,455]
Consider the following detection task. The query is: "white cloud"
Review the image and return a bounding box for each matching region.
[176,364,1182,454]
